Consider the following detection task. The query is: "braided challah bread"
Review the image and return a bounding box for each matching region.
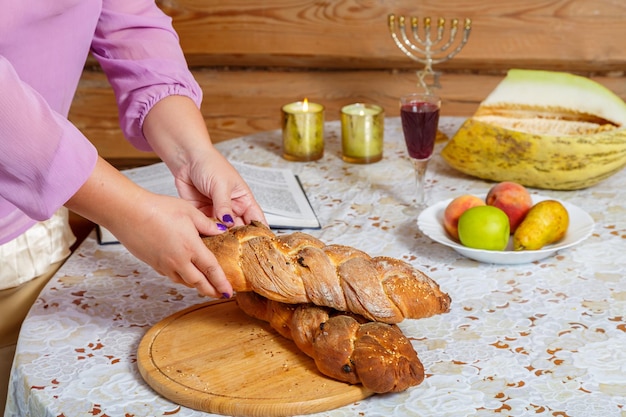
[203,221,451,323]
[235,291,424,393]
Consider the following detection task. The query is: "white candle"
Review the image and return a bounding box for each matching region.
[281,99,325,162]
[340,103,384,164]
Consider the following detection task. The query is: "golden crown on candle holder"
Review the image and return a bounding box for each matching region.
[388,14,472,93]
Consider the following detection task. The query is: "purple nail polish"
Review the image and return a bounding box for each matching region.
[221,292,231,299]
[217,223,228,231]
[222,214,234,224]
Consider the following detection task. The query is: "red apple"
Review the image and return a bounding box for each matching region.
[485,182,533,233]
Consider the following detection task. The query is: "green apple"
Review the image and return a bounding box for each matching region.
[458,206,510,250]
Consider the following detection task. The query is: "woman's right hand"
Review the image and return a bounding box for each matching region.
[65,157,234,298]
[113,191,233,298]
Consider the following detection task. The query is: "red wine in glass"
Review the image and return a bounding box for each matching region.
[399,93,441,211]
[400,101,440,160]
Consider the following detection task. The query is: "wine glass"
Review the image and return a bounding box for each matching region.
[399,93,441,213]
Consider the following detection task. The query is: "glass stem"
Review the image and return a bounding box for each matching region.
[412,158,429,207]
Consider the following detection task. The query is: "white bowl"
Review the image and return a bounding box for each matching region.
[417,195,594,264]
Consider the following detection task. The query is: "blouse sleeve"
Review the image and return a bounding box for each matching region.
[90,0,203,151]
[0,56,97,221]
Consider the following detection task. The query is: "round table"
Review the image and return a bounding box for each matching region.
[6,117,626,417]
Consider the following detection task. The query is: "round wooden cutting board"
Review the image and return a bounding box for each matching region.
[137,298,373,417]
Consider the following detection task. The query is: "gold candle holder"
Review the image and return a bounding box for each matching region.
[340,103,384,164]
[388,14,472,93]
[281,99,324,161]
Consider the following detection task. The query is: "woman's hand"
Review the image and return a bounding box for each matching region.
[142,95,267,227]
[115,191,233,298]
[172,147,265,227]
[67,96,267,297]
[66,157,234,298]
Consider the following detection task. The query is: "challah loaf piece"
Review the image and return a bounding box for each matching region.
[236,291,424,393]
[203,221,451,323]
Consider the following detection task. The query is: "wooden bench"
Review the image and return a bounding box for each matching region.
[67,0,626,239]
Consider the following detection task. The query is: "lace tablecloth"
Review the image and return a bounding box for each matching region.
[6,117,626,417]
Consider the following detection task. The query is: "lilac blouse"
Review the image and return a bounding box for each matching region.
[0,0,203,244]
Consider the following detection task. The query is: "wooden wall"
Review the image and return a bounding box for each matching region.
[69,0,626,166]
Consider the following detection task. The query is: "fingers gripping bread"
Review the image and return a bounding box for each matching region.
[236,291,425,393]
[203,221,451,323]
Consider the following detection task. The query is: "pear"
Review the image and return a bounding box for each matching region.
[513,200,569,250]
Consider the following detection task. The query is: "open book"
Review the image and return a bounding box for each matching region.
[97,161,320,244]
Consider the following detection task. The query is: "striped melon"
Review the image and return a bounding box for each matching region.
[441,69,626,190]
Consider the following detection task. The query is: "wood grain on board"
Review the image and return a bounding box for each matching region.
[137,299,373,417]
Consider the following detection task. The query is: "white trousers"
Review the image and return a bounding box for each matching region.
[0,207,75,290]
